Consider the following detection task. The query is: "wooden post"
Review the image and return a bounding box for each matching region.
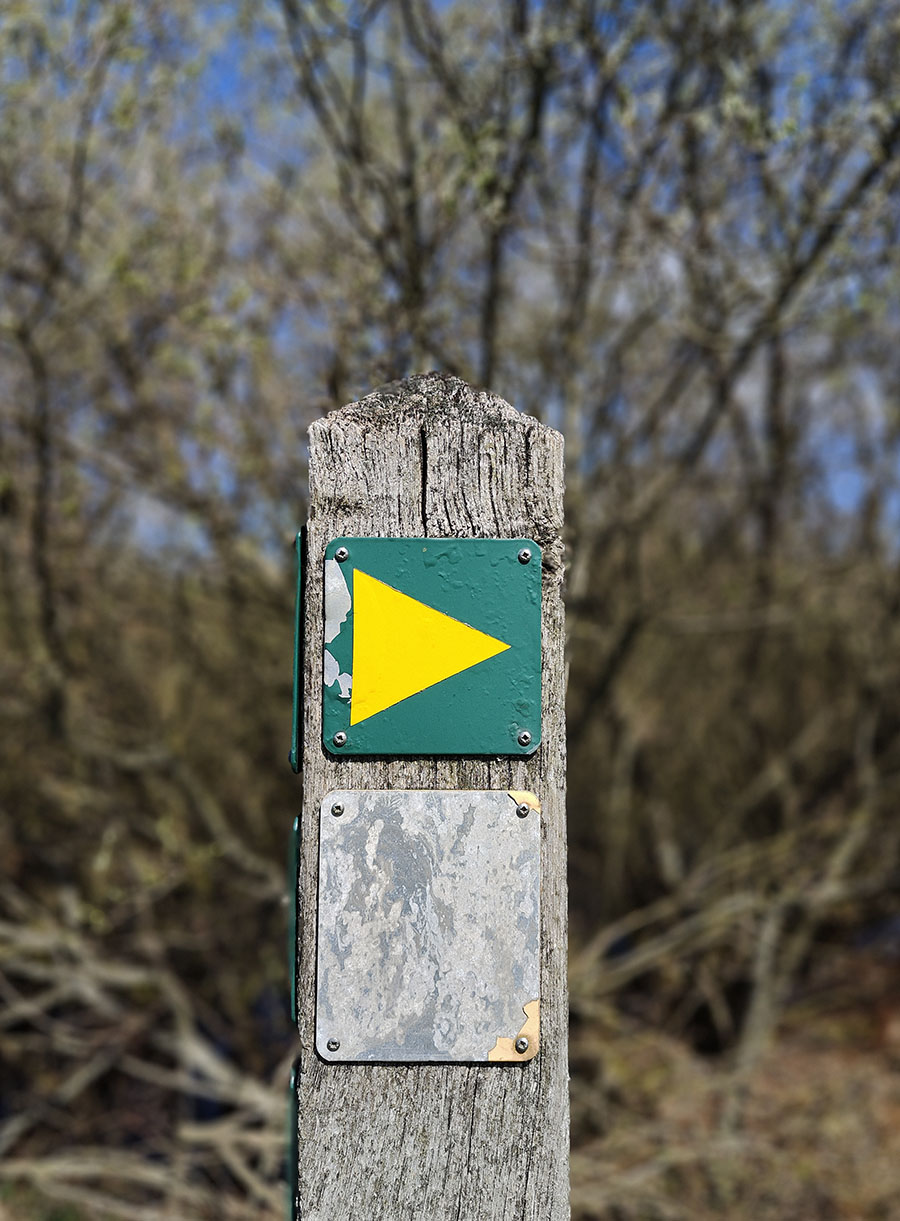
[293,373,568,1219]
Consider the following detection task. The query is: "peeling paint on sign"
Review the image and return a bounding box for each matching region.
[323,559,352,701]
[323,649,352,700]
[324,558,352,642]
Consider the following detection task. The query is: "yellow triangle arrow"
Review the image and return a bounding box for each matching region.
[350,569,510,725]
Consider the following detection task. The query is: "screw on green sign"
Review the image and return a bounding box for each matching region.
[321,537,542,756]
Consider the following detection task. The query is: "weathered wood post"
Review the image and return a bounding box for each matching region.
[291,373,567,1219]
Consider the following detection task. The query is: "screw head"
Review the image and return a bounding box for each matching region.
[331,802,344,817]
[515,1036,529,1054]
[517,729,532,747]
[334,546,349,562]
[518,547,532,564]
[516,802,531,818]
[332,731,347,748]
[326,1038,340,1053]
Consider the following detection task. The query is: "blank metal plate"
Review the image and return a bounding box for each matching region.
[316,789,540,1064]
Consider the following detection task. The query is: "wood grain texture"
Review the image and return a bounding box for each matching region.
[294,373,568,1220]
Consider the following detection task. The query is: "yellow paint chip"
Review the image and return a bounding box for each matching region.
[487,999,540,1062]
[507,790,541,813]
[350,570,511,725]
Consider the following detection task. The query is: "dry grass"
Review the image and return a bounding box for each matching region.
[571,959,900,1221]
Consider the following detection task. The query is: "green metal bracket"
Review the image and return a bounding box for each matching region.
[286,1058,300,1221]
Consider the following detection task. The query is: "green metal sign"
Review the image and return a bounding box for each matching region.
[322,537,541,756]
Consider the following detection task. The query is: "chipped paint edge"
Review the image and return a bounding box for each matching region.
[487,999,540,1063]
[507,790,541,814]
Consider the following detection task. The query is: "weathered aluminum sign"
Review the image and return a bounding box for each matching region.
[316,789,541,1063]
[322,537,541,755]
